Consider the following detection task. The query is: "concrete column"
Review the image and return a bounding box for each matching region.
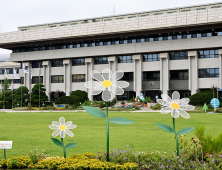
[42,61,50,100]
[160,53,169,95]
[63,59,71,96]
[85,58,93,101]
[133,54,142,96]
[188,51,198,95]
[23,62,29,88]
[219,49,222,89]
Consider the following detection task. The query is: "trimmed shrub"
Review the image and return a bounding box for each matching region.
[70,90,88,103]
[55,96,80,105]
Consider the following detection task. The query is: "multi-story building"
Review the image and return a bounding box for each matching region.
[0,2,222,101]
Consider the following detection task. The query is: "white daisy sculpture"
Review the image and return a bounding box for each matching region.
[83,68,135,161]
[49,117,77,158]
[156,91,195,156]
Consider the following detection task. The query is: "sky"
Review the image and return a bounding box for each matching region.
[0,0,218,57]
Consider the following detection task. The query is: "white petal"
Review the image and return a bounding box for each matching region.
[110,85,124,95]
[172,91,180,102]
[89,86,104,95]
[157,99,170,107]
[52,129,61,137]
[49,125,59,130]
[60,130,66,138]
[102,68,112,80]
[161,94,172,103]
[110,70,124,81]
[65,121,72,126]
[178,108,190,119]
[160,106,172,114]
[178,98,190,105]
[52,121,60,127]
[91,70,104,82]
[171,109,179,118]
[102,88,112,101]
[180,105,195,111]
[84,81,102,88]
[65,129,74,137]
[59,117,65,125]
[67,124,77,129]
[112,81,129,88]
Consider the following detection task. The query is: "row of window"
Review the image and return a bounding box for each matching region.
[30,49,219,69]
[0,69,19,74]
[13,29,222,53]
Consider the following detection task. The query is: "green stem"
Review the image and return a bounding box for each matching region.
[106,102,109,162]
[61,138,66,158]
[173,117,179,156]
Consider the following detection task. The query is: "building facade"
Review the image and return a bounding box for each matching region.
[0,2,222,101]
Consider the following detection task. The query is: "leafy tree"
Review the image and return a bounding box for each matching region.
[70,90,88,103]
[1,78,11,93]
[55,96,80,105]
[13,86,29,107]
[0,91,14,109]
[30,84,48,107]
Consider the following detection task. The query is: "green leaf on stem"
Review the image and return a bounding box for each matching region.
[50,138,62,146]
[82,106,106,118]
[156,123,174,133]
[177,127,196,135]
[109,117,135,124]
[65,143,78,149]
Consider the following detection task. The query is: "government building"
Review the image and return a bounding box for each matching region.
[0,2,222,101]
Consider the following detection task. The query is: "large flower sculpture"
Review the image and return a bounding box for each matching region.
[155,91,195,156]
[157,91,195,119]
[83,68,134,161]
[49,117,77,158]
[84,68,129,101]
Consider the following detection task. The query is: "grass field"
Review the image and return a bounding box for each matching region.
[0,111,221,159]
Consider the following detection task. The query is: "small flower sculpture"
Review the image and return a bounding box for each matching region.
[83,68,135,161]
[156,91,195,156]
[49,117,77,158]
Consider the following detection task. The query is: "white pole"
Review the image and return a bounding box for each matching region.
[12,67,14,109]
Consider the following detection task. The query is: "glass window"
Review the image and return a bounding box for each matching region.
[51,75,64,83]
[32,61,43,68]
[118,55,133,63]
[51,60,63,67]
[94,57,108,64]
[170,51,188,60]
[104,19,112,21]
[32,76,43,84]
[143,71,160,80]
[143,53,160,62]
[60,24,67,26]
[170,70,189,80]
[168,11,177,14]
[72,58,85,66]
[211,6,221,8]
[14,79,21,84]
[196,8,206,10]
[50,92,66,101]
[181,9,191,12]
[116,17,124,20]
[72,74,86,82]
[141,14,149,17]
[20,77,24,84]
[199,68,219,78]
[154,13,163,15]
[70,23,78,25]
[198,49,219,58]
[128,16,136,18]
[121,72,134,81]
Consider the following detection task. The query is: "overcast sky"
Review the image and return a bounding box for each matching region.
[0,0,218,56]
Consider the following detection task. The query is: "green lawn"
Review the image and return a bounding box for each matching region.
[0,111,221,159]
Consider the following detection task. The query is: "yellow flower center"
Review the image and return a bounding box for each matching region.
[102,80,112,87]
[171,103,180,109]
[60,125,66,130]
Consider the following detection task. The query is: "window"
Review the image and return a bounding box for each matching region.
[92,20,100,22]
[0,70,4,74]
[199,68,219,78]
[32,61,43,68]
[81,21,88,24]
[32,76,43,84]
[118,55,133,63]
[72,74,85,82]
[121,72,133,81]
[51,75,64,83]
[128,16,136,18]
[196,8,206,10]
[198,49,219,58]
[170,70,188,80]
[51,60,63,67]
[143,71,160,80]
[181,9,191,12]
[21,29,27,31]
[168,11,177,14]
[211,6,221,8]
[60,24,67,26]
[50,92,66,101]
[154,13,163,15]
[94,57,108,64]
[170,51,188,60]
[141,14,149,17]
[143,53,160,62]
[116,17,124,20]
[72,58,85,66]
[70,23,78,25]
[5,69,13,74]
[104,19,112,21]
[14,79,21,84]
[20,77,24,84]
[15,69,19,74]
[50,25,56,27]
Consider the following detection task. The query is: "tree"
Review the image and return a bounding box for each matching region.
[1,78,11,93]
[13,86,29,107]
[70,90,88,103]
[0,79,12,109]
[30,84,48,107]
